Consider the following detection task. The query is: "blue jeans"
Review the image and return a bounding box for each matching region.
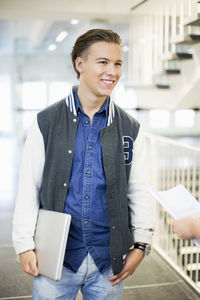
[32,253,124,300]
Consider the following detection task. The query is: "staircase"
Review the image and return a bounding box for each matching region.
[158,2,200,90]
[129,0,200,110]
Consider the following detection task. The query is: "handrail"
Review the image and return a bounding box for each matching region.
[145,131,200,152]
[146,132,200,295]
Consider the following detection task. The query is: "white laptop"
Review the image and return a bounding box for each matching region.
[34,209,71,281]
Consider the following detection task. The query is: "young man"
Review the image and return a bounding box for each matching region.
[12,29,153,300]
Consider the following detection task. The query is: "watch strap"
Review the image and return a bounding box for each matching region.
[134,243,151,256]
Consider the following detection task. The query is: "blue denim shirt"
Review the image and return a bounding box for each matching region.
[64,89,110,273]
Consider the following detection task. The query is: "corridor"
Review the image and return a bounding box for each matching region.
[1,0,200,298]
[0,136,199,300]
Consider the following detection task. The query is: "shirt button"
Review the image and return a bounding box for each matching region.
[86,170,90,174]
[89,145,92,150]
[84,220,88,224]
[84,195,89,199]
[68,150,72,154]
[73,118,77,122]
[63,183,67,187]
[85,120,89,124]
[112,257,116,261]
[111,225,116,230]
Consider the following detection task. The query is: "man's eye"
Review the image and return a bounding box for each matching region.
[99,61,107,64]
[115,62,122,66]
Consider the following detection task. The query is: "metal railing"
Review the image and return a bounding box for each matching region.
[146,132,200,294]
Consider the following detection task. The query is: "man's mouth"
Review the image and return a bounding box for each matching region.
[101,79,115,86]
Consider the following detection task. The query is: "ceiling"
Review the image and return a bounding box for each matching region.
[0,0,143,56]
[1,0,199,110]
[0,19,130,56]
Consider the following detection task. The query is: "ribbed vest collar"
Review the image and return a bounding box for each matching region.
[65,86,115,126]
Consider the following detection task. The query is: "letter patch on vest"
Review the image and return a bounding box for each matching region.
[123,136,133,165]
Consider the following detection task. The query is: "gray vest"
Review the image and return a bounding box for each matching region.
[37,99,140,274]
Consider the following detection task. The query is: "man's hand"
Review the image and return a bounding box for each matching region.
[109,249,144,286]
[19,250,38,277]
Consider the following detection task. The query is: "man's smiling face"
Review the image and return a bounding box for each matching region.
[76,41,123,100]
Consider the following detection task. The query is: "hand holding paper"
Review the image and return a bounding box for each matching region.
[172,216,200,241]
[149,184,200,247]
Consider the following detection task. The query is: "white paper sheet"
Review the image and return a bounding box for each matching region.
[149,184,200,247]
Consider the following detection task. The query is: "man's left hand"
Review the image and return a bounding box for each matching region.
[109,248,144,286]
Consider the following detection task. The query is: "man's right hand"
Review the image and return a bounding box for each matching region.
[19,250,39,276]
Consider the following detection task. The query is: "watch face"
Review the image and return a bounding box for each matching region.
[144,244,151,256]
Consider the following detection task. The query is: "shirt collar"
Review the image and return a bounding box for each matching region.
[73,88,110,117]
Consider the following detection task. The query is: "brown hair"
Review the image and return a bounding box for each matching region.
[71,28,121,78]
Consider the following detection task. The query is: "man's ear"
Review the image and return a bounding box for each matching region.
[75,57,84,75]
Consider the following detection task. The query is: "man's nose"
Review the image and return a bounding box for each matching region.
[106,63,116,75]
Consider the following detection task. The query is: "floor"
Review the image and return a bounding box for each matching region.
[1,232,200,300]
[1,135,200,300]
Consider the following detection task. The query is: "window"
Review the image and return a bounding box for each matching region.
[21,82,47,131]
[22,111,37,132]
[175,110,194,128]
[113,85,138,109]
[0,79,12,132]
[49,82,71,105]
[149,109,170,129]
[22,82,46,109]
[0,138,14,208]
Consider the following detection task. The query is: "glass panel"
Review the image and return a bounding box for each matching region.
[149,109,170,128]
[22,111,37,132]
[0,79,12,132]
[175,110,195,128]
[0,138,15,209]
[49,82,71,105]
[22,82,47,109]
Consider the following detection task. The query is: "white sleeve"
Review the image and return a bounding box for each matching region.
[127,127,154,244]
[12,117,45,254]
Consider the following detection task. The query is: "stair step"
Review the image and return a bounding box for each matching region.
[185,14,200,26]
[190,34,200,40]
[176,52,193,59]
[175,34,200,45]
[165,69,181,74]
[186,263,200,271]
[156,84,170,89]
[167,53,193,61]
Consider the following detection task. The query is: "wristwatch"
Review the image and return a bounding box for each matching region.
[134,243,151,256]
